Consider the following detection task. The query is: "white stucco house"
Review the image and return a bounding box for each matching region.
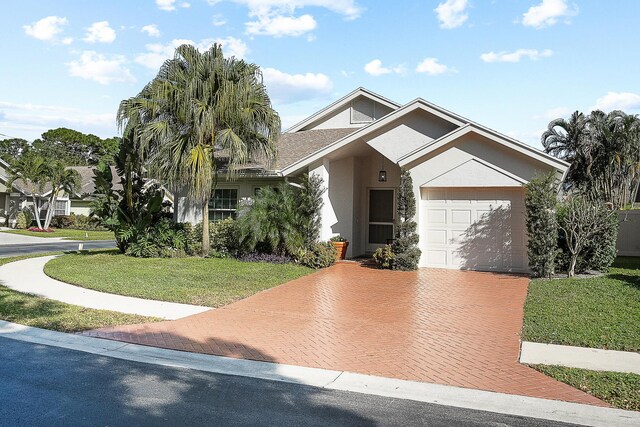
[174,88,569,272]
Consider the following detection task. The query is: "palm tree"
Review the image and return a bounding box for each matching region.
[42,162,79,230]
[8,152,49,229]
[118,44,280,255]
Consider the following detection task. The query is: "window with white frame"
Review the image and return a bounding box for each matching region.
[54,200,67,216]
[209,189,238,221]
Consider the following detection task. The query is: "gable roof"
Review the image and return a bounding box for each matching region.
[285,87,401,133]
[281,96,568,176]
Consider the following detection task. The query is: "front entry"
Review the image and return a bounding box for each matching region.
[366,188,395,252]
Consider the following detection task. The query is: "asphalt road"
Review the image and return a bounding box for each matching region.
[0,240,116,257]
[0,338,579,427]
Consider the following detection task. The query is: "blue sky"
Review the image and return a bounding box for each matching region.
[1,0,639,148]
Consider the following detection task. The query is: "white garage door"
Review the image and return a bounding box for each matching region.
[420,187,527,272]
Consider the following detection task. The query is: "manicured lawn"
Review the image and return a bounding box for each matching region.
[44,252,314,307]
[522,257,640,351]
[532,365,640,411]
[0,253,157,332]
[2,229,114,240]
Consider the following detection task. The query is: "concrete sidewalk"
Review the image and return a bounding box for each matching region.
[0,255,210,319]
[1,320,638,427]
[0,231,75,244]
[520,341,640,374]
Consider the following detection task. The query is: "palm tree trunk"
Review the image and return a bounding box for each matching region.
[202,198,210,257]
[43,190,57,230]
[31,195,43,230]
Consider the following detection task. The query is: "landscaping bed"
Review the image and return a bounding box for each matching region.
[532,365,640,411]
[0,254,157,332]
[2,229,114,241]
[522,257,640,352]
[44,252,314,307]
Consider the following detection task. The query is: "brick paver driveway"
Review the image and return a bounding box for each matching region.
[84,262,604,406]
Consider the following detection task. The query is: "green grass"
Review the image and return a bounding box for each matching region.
[0,252,157,332]
[522,257,640,351]
[2,229,114,240]
[44,252,314,307]
[532,365,640,411]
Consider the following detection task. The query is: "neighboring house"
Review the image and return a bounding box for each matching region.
[178,87,569,272]
[0,163,172,227]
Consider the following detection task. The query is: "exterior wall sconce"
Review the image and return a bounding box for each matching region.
[378,169,387,182]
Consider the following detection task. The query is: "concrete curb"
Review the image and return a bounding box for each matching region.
[1,320,637,427]
[520,341,640,374]
[0,256,210,319]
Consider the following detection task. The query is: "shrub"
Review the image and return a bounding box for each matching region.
[124,218,200,258]
[238,252,294,264]
[210,218,238,256]
[525,174,560,278]
[15,211,28,229]
[373,245,395,269]
[51,215,74,229]
[28,227,53,232]
[391,169,421,271]
[557,197,619,277]
[294,242,337,269]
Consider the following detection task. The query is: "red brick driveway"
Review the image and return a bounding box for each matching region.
[83,262,604,406]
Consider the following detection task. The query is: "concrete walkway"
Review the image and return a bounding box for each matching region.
[520,341,640,374]
[0,256,210,319]
[1,320,638,427]
[0,231,76,244]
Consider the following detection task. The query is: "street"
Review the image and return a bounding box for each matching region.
[0,338,578,427]
[0,240,116,257]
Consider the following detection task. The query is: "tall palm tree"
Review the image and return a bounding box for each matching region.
[42,162,79,230]
[118,44,280,255]
[8,152,49,229]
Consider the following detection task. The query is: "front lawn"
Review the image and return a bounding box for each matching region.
[3,229,114,241]
[44,252,314,307]
[522,257,640,351]
[532,365,640,411]
[0,253,157,332]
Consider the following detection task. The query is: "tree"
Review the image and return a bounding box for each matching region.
[0,138,29,163]
[392,169,421,271]
[524,173,559,278]
[7,152,49,230]
[117,43,280,256]
[42,161,79,230]
[31,128,120,166]
[556,197,617,277]
[542,110,640,209]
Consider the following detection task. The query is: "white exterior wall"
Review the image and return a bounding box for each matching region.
[303,97,394,130]
[617,210,640,256]
[309,159,336,241]
[328,157,355,256]
[69,200,92,216]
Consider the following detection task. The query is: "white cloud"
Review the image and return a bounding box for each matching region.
[434,0,468,29]
[141,24,161,37]
[0,101,117,140]
[135,37,249,70]
[212,1,362,38]
[262,67,332,103]
[592,92,640,112]
[156,0,177,11]
[23,16,71,44]
[246,13,316,37]
[521,0,578,29]
[534,106,571,120]
[67,51,136,85]
[415,57,453,75]
[212,14,227,26]
[83,21,116,44]
[363,59,405,77]
[480,48,553,63]
[181,2,191,7]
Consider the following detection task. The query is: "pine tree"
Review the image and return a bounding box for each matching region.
[392,169,421,270]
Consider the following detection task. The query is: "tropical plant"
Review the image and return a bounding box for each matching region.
[524,173,559,278]
[42,161,79,230]
[556,197,618,277]
[391,169,421,271]
[542,110,640,209]
[117,43,280,256]
[7,151,49,230]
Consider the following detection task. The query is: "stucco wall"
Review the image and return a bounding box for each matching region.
[617,210,640,256]
[304,96,394,130]
[70,200,92,216]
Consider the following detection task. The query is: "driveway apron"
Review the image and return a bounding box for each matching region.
[82,262,606,406]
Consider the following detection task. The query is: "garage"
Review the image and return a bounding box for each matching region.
[420,187,527,272]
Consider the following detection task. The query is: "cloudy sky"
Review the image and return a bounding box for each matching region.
[1,0,639,148]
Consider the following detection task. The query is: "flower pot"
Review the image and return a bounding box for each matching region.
[332,241,349,261]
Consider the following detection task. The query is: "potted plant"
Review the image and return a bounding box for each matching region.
[329,235,349,260]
